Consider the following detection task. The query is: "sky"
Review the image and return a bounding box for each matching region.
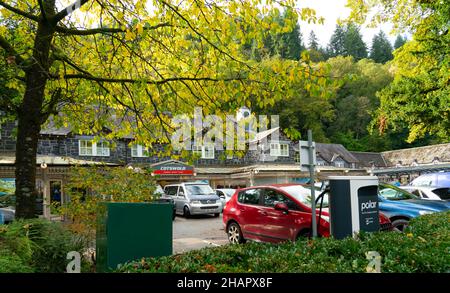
[295,0,396,49]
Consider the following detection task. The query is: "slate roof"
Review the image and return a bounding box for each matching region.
[314,143,359,164]
[381,143,450,166]
[351,151,387,167]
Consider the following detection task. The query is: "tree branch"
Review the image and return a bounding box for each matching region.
[55,22,171,36]
[159,0,251,70]
[0,1,39,21]
[53,0,90,24]
[54,74,246,85]
[37,0,47,22]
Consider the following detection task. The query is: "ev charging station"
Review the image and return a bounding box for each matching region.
[328,176,380,239]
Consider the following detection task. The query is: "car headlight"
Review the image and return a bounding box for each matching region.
[419,210,434,215]
[190,200,201,204]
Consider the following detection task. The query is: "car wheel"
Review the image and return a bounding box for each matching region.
[213,213,220,217]
[227,222,245,244]
[183,206,191,218]
[392,219,409,232]
[296,229,311,240]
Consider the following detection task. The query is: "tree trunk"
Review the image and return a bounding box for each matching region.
[15,5,56,218]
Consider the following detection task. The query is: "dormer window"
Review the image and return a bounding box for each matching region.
[79,139,110,156]
[270,143,289,157]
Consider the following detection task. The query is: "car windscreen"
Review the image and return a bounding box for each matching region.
[222,189,235,197]
[185,184,215,196]
[379,184,419,200]
[280,185,329,208]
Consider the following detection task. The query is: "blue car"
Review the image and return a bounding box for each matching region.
[378,183,450,231]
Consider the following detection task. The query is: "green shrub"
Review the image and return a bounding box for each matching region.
[0,250,34,273]
[117,211,450,273]
[0,219,90,273]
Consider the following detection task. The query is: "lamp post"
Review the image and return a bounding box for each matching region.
[40,162,50,219]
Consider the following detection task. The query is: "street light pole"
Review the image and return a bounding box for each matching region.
[308,130,317,238]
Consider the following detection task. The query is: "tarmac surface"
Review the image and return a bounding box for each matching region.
[173,214,229,254]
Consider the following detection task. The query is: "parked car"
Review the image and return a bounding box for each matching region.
[410,171,450,187]
[400,185,450,201]
[223,184,392,244]
[0,207,15,224]
[164,182,221,217]
[378,183,450,231]
[215,188,236,210]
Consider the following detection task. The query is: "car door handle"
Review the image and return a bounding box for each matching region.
[258,210,268,216]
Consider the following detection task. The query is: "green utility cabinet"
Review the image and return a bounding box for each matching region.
[96,202,172,272]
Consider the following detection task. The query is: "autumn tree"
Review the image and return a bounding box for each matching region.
[0,1,330,218]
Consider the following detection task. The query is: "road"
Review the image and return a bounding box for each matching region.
[173,214,229,254]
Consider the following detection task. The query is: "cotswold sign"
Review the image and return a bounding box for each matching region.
[152,160,194,175]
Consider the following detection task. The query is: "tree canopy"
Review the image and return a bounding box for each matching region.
[0,0,331,218]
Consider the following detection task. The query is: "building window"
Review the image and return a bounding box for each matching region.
[294,151,300,163]
[79,140,110,156]
[192,145,215,159]
[131,144,148,157]
[270,143,289,156]
[280,144,289,156]
[192,145,203,157]
[79,140,93,156]
[334,160,345,168]
[203,145,215,159]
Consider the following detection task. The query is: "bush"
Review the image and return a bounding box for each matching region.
[0,251,34,273]
[117,211,450,273]
[0,219,90,273]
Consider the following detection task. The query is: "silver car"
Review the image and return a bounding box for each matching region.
[164,183,221,217]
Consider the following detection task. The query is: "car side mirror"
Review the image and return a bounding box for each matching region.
[178,191,185,197]
[274,202,289,214]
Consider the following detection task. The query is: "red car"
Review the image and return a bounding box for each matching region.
[223,184,392,243]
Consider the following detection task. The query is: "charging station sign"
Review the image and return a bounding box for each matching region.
[358,185,380,232]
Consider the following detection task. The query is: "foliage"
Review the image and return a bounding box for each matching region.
[343,23,368,61]
[0,1,333,218]
[369,31,393,63]
[394,35,407,50]
[326,23,367,61]
[326,25,346,57]
[117,211,450,273]
[324,57,393,151]
[347,0,450,143]
[249,57,337,142]
[0,251,34,273]
[0,218,89,273]
[261,8,305,60]
[60,166,159,238]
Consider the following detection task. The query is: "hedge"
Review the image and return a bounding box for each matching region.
[117,211,450,273]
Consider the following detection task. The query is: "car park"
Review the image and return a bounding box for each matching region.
[400,185,450,201]
[378,183,450,231]
[164,182,221,217]
[223,184,392,244]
